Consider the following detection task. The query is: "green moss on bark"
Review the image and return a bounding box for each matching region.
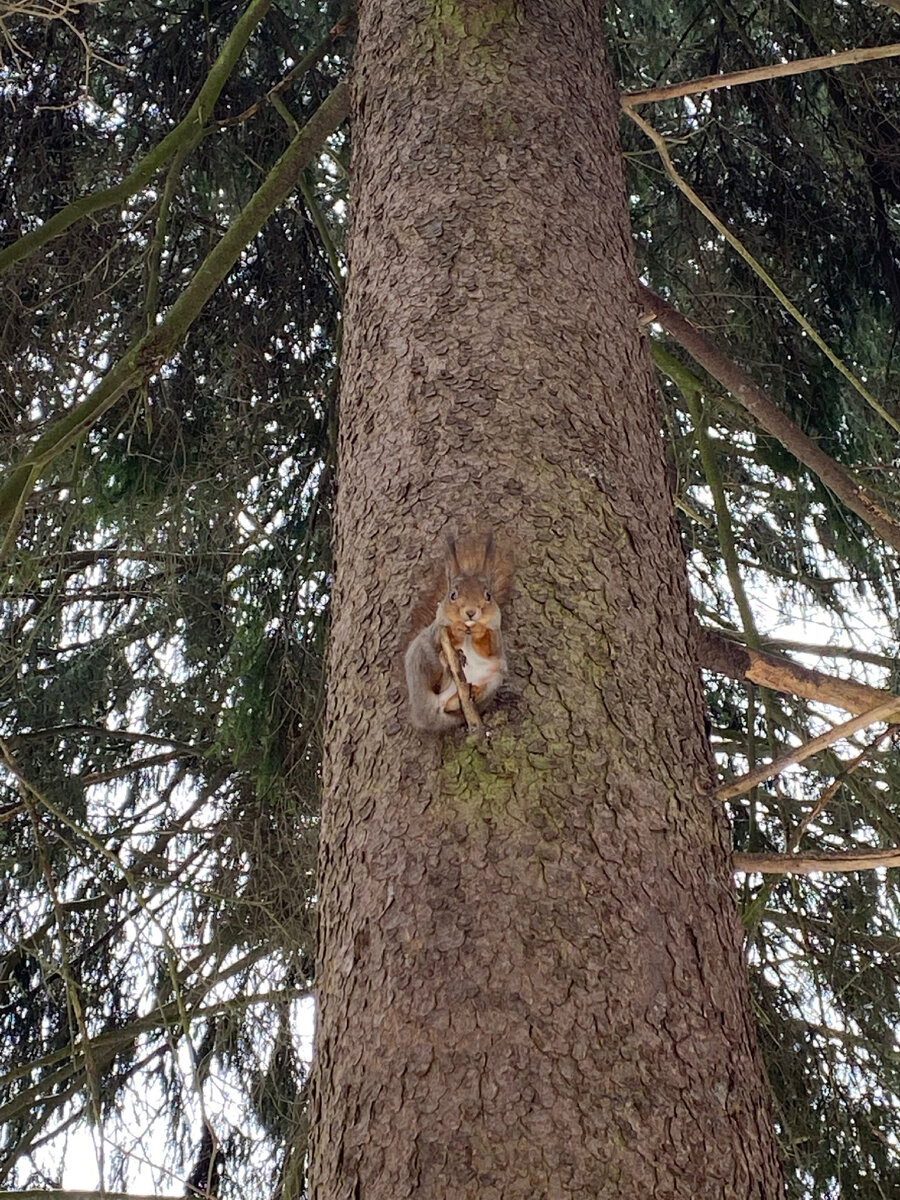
[421,0,517,76]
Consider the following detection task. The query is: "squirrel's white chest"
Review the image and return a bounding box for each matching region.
[459,632,494,686]
[437,631,496,709]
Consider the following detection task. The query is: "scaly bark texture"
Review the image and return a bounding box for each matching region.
[311,3,784,1197]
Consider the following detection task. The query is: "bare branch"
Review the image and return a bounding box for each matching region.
[716,698,900,799]
[622,41,900,108]
[698,627,895,715]
[734,847,900,875]
[643,287,900,554]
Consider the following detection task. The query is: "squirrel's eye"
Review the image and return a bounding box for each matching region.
[450,590,457,601]
[485,590,492,601]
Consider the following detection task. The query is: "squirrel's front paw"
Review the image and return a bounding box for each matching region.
[442,691,461,714]
[449,621,468,645]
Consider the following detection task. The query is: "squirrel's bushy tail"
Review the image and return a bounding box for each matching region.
[408,690,461,732]
[404,631,462,730]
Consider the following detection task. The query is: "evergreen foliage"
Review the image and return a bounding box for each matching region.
[3,0,900,1195]
[614,5,900,1195]
[1,0,347,1192]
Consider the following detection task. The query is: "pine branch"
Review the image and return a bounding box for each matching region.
[671,352,761,646]
[0,0,275,275]
[0,735,213,1061]
[629,107,900,438]
[24,794,105,1158]
[0,1074,91,1183]
[660,345,777,813]
[0,948,277,1093]
[0,948,277,1139]
[641,288,900,554]
[8,725,208,752]
[298,166,344,296]
[0,79,350,544]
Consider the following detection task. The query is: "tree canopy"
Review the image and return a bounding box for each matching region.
[3,1,900,1196]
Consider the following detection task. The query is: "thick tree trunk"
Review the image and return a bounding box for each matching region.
[311,3,784,1197]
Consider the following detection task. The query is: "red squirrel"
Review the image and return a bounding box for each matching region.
[404,534,508,732]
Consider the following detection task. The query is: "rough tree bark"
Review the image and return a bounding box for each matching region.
[310,3,785,1197]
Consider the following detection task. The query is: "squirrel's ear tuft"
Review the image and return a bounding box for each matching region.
[482,529,495,575]
[444,534,460,582]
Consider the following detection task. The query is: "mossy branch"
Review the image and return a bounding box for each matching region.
[271,93,344,293]
[652,341,760,647]
[297,162,344,295]
[0,79,350,543]
[0,0,275,276]
[142,144,190,332]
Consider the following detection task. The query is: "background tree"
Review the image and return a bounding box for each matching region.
[2,1,900,1197]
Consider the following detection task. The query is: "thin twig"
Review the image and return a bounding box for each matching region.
[213,3,355,131]
[439,628,483,736]
[621,41,900,108]
[738,727,892,930]
[793,727,894,846]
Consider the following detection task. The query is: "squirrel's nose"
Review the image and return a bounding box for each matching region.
[465,608,477,620]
